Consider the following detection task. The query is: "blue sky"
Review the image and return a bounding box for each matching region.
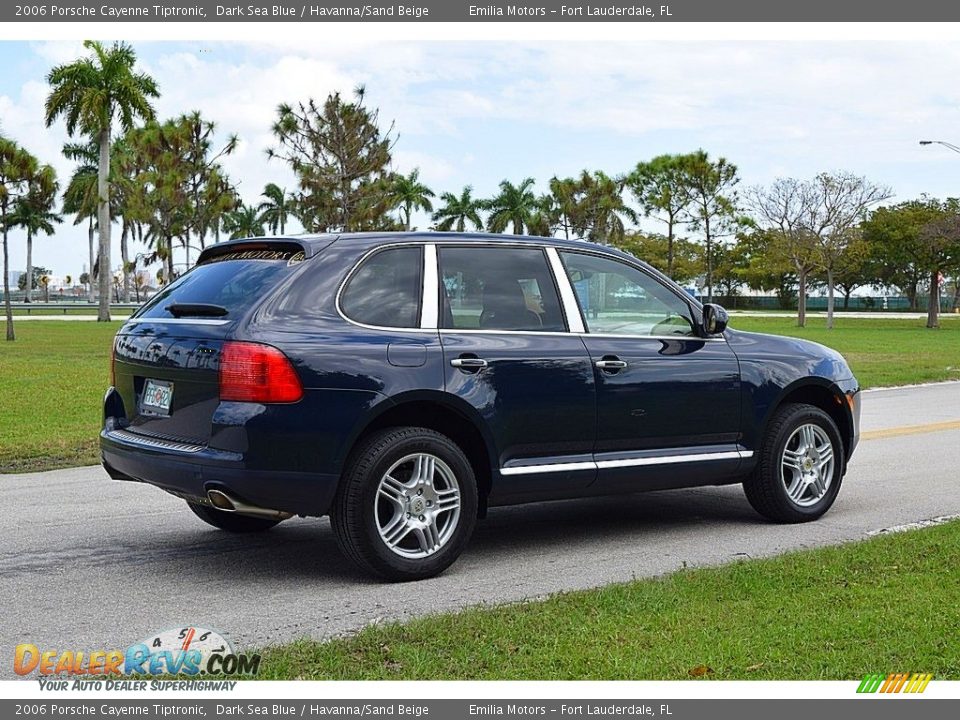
[3,39,960,280]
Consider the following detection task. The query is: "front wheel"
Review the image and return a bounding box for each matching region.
[742,403,844,523]
[331,427,478,581]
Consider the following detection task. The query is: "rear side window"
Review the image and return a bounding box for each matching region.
[340,246,423,328]
[439,246,566,332]
[135,251,302,320]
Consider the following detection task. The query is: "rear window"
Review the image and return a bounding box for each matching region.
[135,250,303,320]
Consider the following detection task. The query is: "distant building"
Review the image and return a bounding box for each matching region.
[7,270,23,288]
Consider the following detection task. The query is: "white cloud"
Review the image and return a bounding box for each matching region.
[5,39,960,278]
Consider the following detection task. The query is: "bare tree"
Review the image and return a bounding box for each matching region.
[747,178,818,327]
[801,173,892,329]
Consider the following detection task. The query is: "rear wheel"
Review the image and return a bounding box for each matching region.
[331,427,478,581]
[187,501,281,533]
[742,403,844,523]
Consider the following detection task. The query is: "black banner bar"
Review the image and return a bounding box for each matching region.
[2,699,959,719]
[5,0,960,23]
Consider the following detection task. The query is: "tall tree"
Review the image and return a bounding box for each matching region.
[1,136,40,340]
[484,178,538,235]
[257,183,294,234]
[432,186,484,232]
[12,165,60,303]
[619,231,702,286]
[627,154,696,279]
[548,176,579,240]
[61,140,99,303]
[683,151,741,303]
[268,88,395,232]
[223,204,265,240]
[862,198,960,329]
[801,172,891,329]
[568,170,637,244]
[389,169,434,231]
[748,178,819,326]
[45,40,159,321]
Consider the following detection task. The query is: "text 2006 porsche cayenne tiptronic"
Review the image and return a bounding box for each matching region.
[101,232,860,581]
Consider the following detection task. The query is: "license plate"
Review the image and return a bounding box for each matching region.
[141,379,173,416]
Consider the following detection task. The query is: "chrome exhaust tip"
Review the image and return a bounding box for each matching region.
[205,489,293,520]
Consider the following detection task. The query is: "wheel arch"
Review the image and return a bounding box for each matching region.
[338,391,498,516]
[762,379,854,468]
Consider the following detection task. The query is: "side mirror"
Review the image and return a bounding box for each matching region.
[703,303,729,335]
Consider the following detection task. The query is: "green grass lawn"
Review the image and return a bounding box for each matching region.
[10,307,135,316]
[0,315,958,473]
[0,322,120,473]
[251,520,960,680]
[729,315,960,387]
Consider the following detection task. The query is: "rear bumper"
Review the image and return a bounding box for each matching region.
[100,426,339,517]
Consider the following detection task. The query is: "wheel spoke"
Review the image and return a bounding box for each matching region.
[414,454,436,486]
[435,487,460,513]
[817,445,834,467]
[782,448,804,473]
[801,425,816,449]
[381,513,411,547]
[413,520,441,554]
[786,474,806,502]
[378,475,407,507]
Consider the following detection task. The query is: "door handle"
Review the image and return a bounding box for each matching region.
[595,358,628,372]
[451,357,488,371]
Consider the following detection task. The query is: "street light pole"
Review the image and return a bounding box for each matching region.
[919,140,960,154]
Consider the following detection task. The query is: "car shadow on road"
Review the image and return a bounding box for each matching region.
[125,485,762,584]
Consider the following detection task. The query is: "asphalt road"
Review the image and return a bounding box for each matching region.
[3,382,959,672]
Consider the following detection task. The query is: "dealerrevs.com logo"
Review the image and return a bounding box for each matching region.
[857,673,934,694]
[14,627,260,679]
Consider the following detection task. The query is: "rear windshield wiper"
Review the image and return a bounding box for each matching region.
[165,303,229,318]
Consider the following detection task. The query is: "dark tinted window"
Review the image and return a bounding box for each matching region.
[340,246,423,328]
[136,252,301,319]
[439,246,565,332]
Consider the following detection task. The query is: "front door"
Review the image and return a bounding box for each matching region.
[557,250,743,491]
[437,245,597,503]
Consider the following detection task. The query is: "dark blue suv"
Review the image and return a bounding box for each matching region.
[101,233,861,581]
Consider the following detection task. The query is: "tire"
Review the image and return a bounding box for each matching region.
[742,403,844,523]
[331,427,478,582]
[187,501,281,533]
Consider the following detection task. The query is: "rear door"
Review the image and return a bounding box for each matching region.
[436,244,596,501]
[557,250,743,491]
[112,244,307,445]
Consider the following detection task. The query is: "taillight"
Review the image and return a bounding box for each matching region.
[219,342,303,403]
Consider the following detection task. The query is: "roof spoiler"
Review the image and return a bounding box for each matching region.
[196,238,316,265]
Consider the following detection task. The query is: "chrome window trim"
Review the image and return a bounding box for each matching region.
[421,243,439,329]
[501,449,753,476]
[546,247,585,334]
[334,241,433,334]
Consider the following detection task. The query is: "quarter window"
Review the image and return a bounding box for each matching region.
[559,252,695,337]
[340,246,423,328]
[439,247,566,332]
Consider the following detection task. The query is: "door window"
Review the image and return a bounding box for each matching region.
[439,247,566,332]
[340,246,423,328]
[559,252,695,337]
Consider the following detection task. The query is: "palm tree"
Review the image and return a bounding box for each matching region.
[389,169,435,231]
[484,178,538,235]
[571,170,638,244]
[223,205,264,239]
[45,40,159,322]
[12,165,60,303]
[432,186,484,232]
[257,183,294,234]
[62,141,99,303]
[1,136,41,341]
